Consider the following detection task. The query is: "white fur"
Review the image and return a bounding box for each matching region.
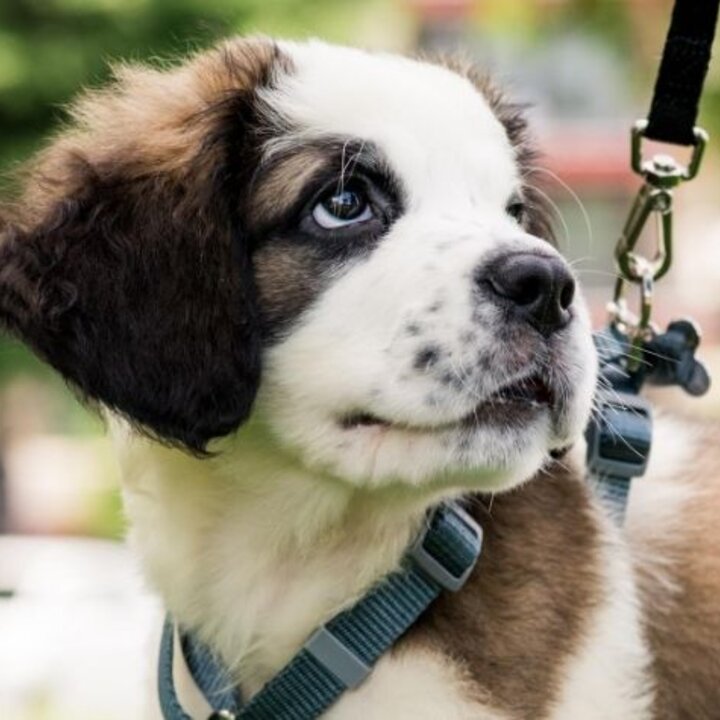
[549,509,653,719]
[271,41,518,212]
[117,419,441,693]
[625,414,701,605]
[300,648,511,720]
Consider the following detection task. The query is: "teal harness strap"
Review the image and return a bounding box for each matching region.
[158,502,483,720]
[586,328,653,524]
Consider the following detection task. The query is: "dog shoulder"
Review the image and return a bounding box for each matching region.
[628,412,720,719]
[403,462,653,720]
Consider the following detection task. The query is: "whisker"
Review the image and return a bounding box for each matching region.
[574,268,623,280]
[526,165,595,254]
[524,182,571,250]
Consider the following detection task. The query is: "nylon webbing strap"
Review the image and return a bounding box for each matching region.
[585,328,653,524]
[182,629,242,712]
[645,0,720,145]
[240,569,442,719]
[592,475,634,525]
[158,502,482,720]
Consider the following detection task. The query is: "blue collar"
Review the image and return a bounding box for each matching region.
[158,501,483,720]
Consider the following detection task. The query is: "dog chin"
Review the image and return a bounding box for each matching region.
[257,328,596,492]
[256,394,574,492]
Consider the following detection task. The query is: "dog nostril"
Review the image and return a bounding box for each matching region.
[559,275,575,311]
[483,252,575,337]
[510,274,545,307]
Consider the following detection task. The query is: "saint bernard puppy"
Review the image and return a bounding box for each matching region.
[1,36,719,719]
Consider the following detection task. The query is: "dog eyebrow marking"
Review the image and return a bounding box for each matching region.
[249,135,406,338]
[251,148,327,225]
[250,135,393,231]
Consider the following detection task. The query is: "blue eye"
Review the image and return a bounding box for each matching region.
[312,188,374,229]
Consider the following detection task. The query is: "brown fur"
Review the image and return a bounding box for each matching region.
[402,464,603,718]
[254,242,327,334]
[10,37,289,228]
[629,419,720,719]
[252,149,328,226]
[0,37,292,452]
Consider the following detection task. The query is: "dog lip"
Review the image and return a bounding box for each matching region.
[339,374,555,432]
[483,374,554,406]
[340,412,391,430]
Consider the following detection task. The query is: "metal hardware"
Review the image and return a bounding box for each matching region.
[610,120,709,369]
[644,319,712,396]
[608,265,656,370]
[631,120,709,182]
[614,182,673,284]
[586,389,653,481]
[407,504,482,593]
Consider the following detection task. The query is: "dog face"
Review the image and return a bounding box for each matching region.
[0,37,597,490]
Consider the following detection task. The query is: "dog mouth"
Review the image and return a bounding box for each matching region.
[340,373,555,431]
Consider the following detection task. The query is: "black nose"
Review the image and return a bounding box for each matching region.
[484,252,575,336]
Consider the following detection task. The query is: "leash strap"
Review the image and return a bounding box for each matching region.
[644,0,719,145]
[158,502,483,720]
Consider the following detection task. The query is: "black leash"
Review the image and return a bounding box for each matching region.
[645,0,720,146]
[586,0,718,522]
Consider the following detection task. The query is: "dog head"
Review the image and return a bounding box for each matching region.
[0,37,597,491]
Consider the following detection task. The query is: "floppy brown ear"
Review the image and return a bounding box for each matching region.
[0,38,286,453]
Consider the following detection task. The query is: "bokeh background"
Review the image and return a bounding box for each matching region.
[1,1,719,718]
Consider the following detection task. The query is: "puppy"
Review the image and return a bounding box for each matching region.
[1,37,719,719]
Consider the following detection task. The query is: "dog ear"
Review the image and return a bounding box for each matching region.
[0,39,286,453]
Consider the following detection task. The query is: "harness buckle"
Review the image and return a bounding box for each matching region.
[585,389,653,481]
[407,504,482,592]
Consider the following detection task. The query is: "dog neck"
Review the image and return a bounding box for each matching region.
[112,413,462,694]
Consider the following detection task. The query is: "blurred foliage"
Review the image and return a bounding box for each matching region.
[478,0,631,47]
[0,0,379,169]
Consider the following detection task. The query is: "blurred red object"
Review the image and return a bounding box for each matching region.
[541,128,637,192]
[405,0,474,20]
